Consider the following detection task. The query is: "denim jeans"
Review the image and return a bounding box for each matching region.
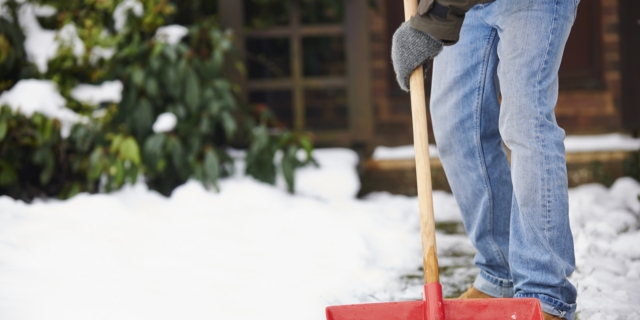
[429,0,579,318]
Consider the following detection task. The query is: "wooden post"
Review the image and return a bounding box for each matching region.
[290,5,305,132]
[218,0,248,103]
[345,0,374,147]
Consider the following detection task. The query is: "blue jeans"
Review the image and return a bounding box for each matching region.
[430,0,579,319]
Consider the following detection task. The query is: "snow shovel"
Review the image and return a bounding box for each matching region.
[325,1,546,319]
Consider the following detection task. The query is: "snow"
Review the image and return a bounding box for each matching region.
[0,149,423,320]
[89,46,116,64]
[113,0,144,32]
[0,0,9,20]
[0,148,636,319]
[287,148,361,200]
[155,25,189,45]
[17,4,84,73]
[372,134,640,161]
[71,81,123,105]
[32,4,56,17]
[152,112,177,133]
[365,190,463,223]
[5,1,106,72]
[18,4,57,73]
[568,178,640,319]
[3,1,637,317]
[56,23,85,57]
[564,133,640,153]
[0,79,82,137]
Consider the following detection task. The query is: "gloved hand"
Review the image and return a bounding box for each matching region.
[391,21,444,92]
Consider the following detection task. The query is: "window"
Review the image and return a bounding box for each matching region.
[219,0,373,146]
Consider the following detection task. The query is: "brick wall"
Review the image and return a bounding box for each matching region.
[367,0,625,148]
[369,0,421,147]
[601,0,621,108]
[555,0,623,134]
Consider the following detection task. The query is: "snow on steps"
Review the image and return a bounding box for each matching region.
[361,134,640,196]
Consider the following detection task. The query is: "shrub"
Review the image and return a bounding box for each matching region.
[245,109,315,193]
[623,151,640,182]
[106,18,238,195]
[0,106,141,201]
[0,0,38,92]
[0,0,315,200]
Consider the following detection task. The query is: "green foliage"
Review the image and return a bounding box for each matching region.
[36,0,172,114]
[245,110,315,193]
[0,106,141,201]
[0,0,315,200]
[623,151,640,178]
[104,14,240,195]
[104,1,314,195]
[0,0,38,92]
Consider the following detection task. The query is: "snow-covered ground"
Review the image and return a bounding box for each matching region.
[1,2,639,319]
[0,149,638,320]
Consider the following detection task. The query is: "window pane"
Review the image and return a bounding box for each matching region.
[249,90,293,128]
[244,0,290,29]
[301,0,344,25]
[246,38,291,79]
[302,36,345,77]
[304,88,348,130]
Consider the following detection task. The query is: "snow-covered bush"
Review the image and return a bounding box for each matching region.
[0,0,314,200]
[0,105,140,201]
[105,7,313,195]
[0,1,38,92]
[111,18,244,195]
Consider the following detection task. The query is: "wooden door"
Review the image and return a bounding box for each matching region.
[559,0,604,90]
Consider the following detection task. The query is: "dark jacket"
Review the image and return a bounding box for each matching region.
[410,0,495,44]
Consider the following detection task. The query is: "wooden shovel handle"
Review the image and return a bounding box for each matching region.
[403,0,440,284]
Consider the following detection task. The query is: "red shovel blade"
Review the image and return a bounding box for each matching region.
[326,285,544,320]
[326,300,424,320]
[443,299,544,320]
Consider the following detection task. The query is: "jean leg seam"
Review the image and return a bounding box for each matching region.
[535,0,559,244]
[475,27,509,272]
[544,0,573,293]
[534,0,573,294]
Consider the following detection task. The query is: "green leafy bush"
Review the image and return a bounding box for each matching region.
[105,18,237,195]
[0,0,38,92]
[0,106,141,201]
[623,151,640,182]
[245,110,315,193]
[0,0,315,200]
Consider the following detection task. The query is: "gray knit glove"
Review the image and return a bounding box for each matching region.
[391,21,444,92]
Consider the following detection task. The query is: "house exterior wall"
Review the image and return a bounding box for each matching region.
[368,0,626,148]
[602,0,621,106]
[555,0,623,134]
[370,1,416,146]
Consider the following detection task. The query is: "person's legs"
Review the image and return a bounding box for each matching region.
[483,0,579,318]
[430,5,514,298]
